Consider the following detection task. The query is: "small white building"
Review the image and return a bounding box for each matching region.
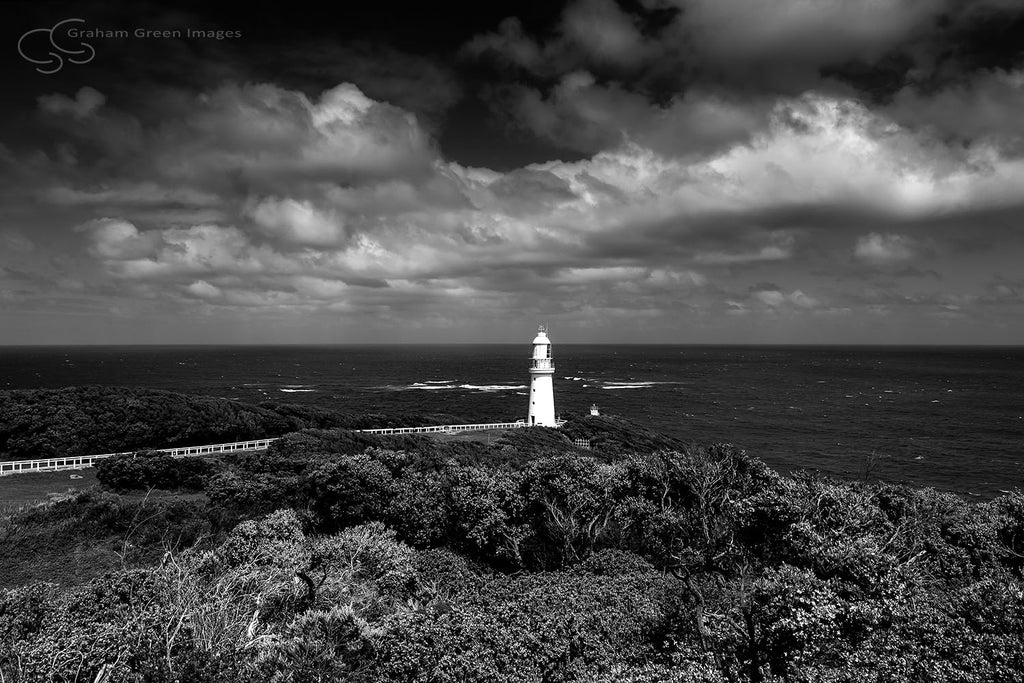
[527,325,557,426]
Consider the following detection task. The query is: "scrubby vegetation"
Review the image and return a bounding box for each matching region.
[0,387,466,460]
[96,452,219,493]
[2,412,1024,682]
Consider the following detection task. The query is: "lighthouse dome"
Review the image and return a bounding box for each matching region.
[532,331,550,345]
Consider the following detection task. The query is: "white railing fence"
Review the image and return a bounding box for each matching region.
[355,421,526,435]
[0,438,276,476]
[0,420,538,476]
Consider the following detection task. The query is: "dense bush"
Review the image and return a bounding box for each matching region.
[0,387,469,461]
[4,414,1024,682]
[0,386,293,459]
[96,451,218,492]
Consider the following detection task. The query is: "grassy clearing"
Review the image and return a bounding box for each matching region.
[0,468,99,508]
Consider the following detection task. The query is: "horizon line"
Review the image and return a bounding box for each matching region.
[1,342,1023,349]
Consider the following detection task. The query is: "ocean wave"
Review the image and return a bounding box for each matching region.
[460,384,528,391]
[401,382,527,392]
[280,388,316,393]
[601,381,677,389]
[411,380,457,386]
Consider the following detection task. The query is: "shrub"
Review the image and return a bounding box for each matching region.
[372,567,677,683]
[96,451,217,492]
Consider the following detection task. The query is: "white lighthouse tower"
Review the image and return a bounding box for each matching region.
[527,325,557,426]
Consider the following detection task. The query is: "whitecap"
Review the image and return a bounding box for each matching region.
[602,380,678,387]
[281,389,316,393]
[459,384,528,392]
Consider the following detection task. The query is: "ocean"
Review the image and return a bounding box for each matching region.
[1,345,1022,499]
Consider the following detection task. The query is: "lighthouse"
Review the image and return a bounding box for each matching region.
[527,325,557,426]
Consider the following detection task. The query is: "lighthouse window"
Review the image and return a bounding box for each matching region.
[546,347,550,358]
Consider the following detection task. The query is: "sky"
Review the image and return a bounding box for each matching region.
[1,0,1023,344]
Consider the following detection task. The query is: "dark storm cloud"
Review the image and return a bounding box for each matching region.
[465,0,1024,161]
[648,0,1023,94]
[468,0,1023,93]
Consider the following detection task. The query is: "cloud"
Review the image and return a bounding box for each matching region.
[154,82,437,188]
[669,0,946,87]
[471,0,1023,91]
[485,168,578,210]
[42,183,221,208]
[749,285,819,309]
[185,280,222,300]
[560,0,655,69]
[693,233,795,266]
[465,0,1024,161]
[462,17,547,73]
[272,42,463,123]
[80,220,270,280]
[494,73,767,156]
[247,197,347,248]
[37,82,438,198]
[38,87,106,119]
[854,233,917,266]
[887,69,1024,147]
[10,73,1020,340]
[78,218,162,260]
[0,230,34,254]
